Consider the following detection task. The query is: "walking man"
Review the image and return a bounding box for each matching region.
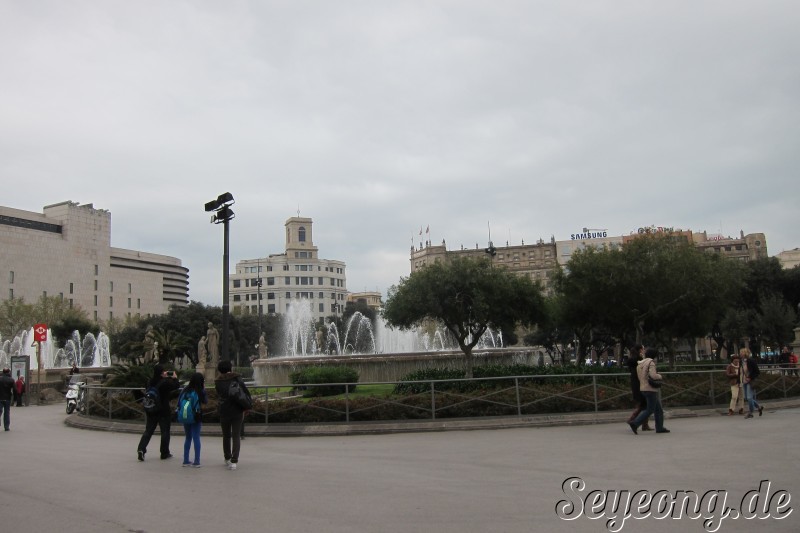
[0,367,16,431]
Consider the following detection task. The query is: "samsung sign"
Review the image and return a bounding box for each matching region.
[571,230,608,240]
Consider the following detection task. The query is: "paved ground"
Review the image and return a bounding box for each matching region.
[1,402,798,533]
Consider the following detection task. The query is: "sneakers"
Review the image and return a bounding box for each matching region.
[161,454,173,460]
[628,423,638,435]
[745,413,754,419]
[758,406,764,416]
[228,462,237,471]
[225,459,231,466]
[182,462,192,467]
[137,450,145,462]
[192,463,202,468]
[655,428,671,433]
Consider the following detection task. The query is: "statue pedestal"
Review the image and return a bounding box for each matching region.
[196,362,216,383]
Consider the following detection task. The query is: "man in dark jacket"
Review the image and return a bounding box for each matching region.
[215,360,250,470]
[137,364,179,461]
[0,367,16,431]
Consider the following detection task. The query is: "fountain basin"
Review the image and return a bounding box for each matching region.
[253,347,546,386]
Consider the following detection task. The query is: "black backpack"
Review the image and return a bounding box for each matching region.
[142,385,160,413]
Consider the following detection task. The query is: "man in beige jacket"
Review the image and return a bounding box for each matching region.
[628,348,670,434]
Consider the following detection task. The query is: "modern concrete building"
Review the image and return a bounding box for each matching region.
[229,216,347,322]
[0,201,189,323]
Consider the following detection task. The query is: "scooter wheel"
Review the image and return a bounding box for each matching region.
[66,404,75,414]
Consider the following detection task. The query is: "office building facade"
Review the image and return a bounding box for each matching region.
[0,201,189,323]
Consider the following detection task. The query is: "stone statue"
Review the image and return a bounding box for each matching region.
[198,336,208,364]
[316,329,324,354]
[258,333,267,359]
[143,325,156,363]
[206,322,220,366]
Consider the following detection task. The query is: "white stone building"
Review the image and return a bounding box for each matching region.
[229,216,347,322]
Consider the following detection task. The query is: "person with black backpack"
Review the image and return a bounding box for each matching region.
[137,364,179,461]
[215,360,251,471]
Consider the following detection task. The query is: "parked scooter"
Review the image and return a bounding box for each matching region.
[66,375,86,414]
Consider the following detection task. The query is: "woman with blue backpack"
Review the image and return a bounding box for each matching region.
[178,372,208,467]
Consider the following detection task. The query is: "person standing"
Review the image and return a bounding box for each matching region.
[628,348,670,434]
[626,344,651,430]
[725,354,744,415]
[179,372,208,467]
[14,375,25,407]
[137,364,180,461]
[215,360,250,470]
[0,368,15,431]
[741,348,763,419]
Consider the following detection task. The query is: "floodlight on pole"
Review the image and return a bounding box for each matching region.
[204,192,235,364]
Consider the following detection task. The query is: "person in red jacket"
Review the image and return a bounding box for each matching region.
[14,376,25,406]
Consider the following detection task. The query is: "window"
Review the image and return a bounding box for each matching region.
[128,298,131,308]
[110,281,114,292]
[286,292,291,298]
[267,304,275,313]
[69,299,73,308]
[285,276,291,285]
[94,311,98,321]
[299,226,306,242]
[283,265,289,271]
[318,277,324,285]
[267,277,275,286]
[8,289,12,299]
[233,295,241,302]
[319,303,324,313]
[94,264,99,275]
[94,295,98,306]
[233,280,241,288]
[137,299,141,309]
[128,283,132,293]
[267,293,275,300]
[109,296,113,307]
[94,280,98,291]
[8,271,13,283]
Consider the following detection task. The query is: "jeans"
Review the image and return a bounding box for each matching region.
[183,422,202,465]
[743,382,760,413]
[220,412,243,464]
[632,391,664,431]
[138,411,172,457]
[0,400,10,430]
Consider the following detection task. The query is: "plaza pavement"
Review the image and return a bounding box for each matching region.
[1,401,798,533]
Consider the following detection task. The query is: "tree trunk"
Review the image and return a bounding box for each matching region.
[464,346,474,378]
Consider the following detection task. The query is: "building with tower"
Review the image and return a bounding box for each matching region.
[229,216,347,322]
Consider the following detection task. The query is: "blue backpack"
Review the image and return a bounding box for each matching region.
[177,390,199,424]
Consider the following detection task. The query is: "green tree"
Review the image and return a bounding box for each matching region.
[0,297,35,339]
[555,234,742,365]
[753,292,797,350]
[383,257,547,377]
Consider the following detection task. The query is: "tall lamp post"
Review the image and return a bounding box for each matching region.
[205,192,235,362]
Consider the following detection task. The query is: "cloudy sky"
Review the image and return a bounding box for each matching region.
[2,1,798,306]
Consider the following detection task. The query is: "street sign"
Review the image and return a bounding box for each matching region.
[33,323,48,342]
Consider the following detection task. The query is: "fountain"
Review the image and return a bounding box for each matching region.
[252,300,541,386]
[0,327,112,370]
